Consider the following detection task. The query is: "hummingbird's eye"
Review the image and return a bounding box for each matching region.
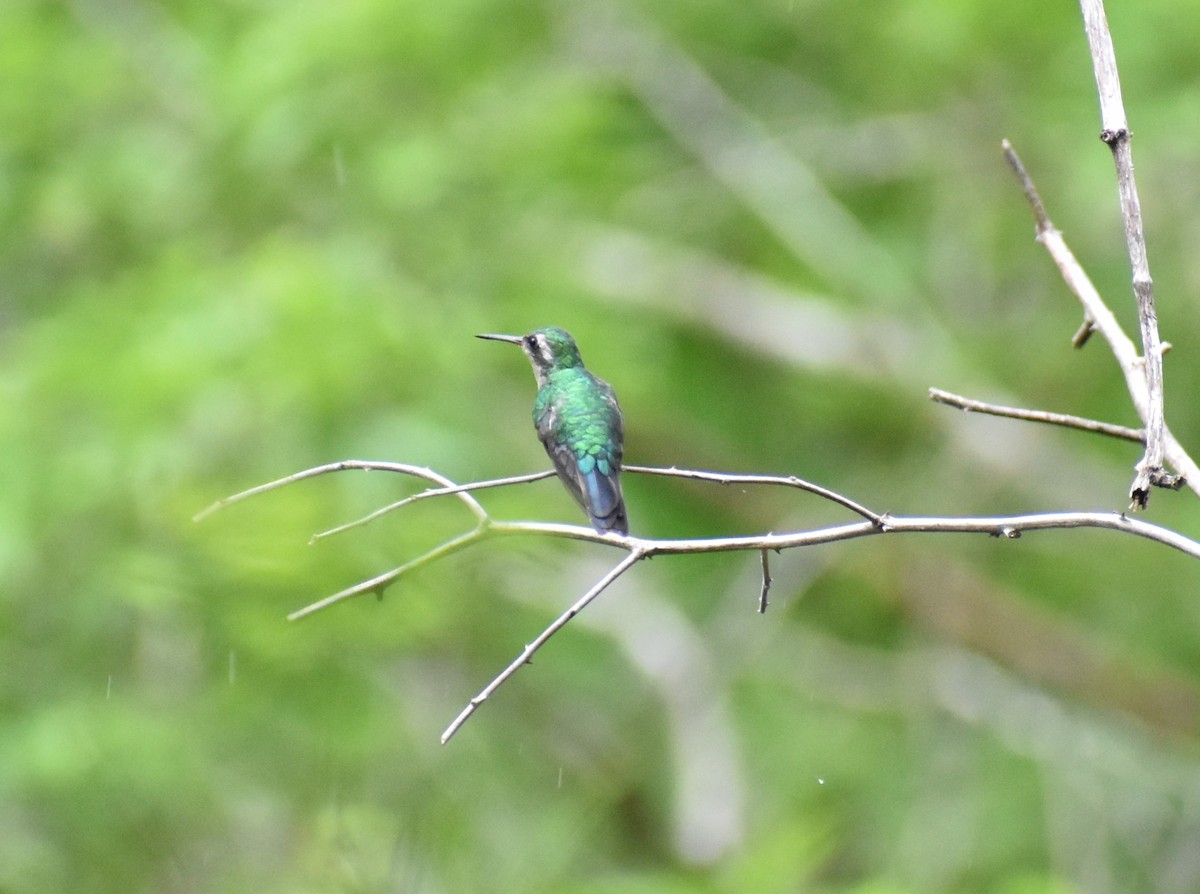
[528,335,553,365]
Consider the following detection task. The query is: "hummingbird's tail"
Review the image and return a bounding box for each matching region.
[580,466,628,535]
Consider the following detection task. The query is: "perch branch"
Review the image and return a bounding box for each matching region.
[198,460,1200,741]
[440,508,1200,740]
[465,513,1200,562]
[298,464,884,544]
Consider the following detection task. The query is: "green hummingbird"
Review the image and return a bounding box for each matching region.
[477,327,628,535]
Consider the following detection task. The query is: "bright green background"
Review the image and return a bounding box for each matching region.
[5,1,1200,891]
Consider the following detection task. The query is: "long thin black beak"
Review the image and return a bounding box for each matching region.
[476,333,524,345]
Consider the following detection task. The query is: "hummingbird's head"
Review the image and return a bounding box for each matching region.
[477,327,583,387]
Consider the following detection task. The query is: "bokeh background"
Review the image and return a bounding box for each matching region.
[5,1,1200,891]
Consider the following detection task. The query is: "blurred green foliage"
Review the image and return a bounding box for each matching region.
[4,0,1200,891]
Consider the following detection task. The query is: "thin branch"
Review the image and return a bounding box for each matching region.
[1001,141,1198,497]
[441,549,645,744]
[929,387,1144,444]
[758,549,772,614]
[310,471,557,541]
[624,464,883,524]
[1079,0,1173,506]
[192,461,490,524]
[286,526,487,621]
[1003,140,1052,234]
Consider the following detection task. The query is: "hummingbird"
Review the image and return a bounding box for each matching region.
[477,327,628,535]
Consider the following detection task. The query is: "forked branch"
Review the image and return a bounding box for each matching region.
[198,460,1200,742]
[939,5,1192,507]
[991,141,1196,496]
[931,139,1194,503]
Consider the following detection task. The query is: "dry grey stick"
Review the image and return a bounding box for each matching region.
[1079,0,1176,507]
[929,388,1144,443]
[1001,142,1196,496]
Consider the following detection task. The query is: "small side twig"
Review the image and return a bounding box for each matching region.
[1071,317,1096,349]
[758,549,772,614]
[929,388,1144,444]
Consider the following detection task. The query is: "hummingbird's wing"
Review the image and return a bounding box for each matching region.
[536,381,628,535]
[587,382,627,530]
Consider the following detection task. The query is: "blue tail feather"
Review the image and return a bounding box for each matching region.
[581,467,627,534]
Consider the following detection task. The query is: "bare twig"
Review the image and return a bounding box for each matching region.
[1001,141,1198,497]
[1078,0,1175,506]
[624,464,883,525]
[1004,142,1052,233]
[758,549,772,614]
[192,461,491,525]
[310,470,557,541]
[287,527,487,621]
[441,549,645,743]
[929,388,1144,444]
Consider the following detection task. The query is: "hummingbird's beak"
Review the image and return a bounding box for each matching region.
[476,333,524,345]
